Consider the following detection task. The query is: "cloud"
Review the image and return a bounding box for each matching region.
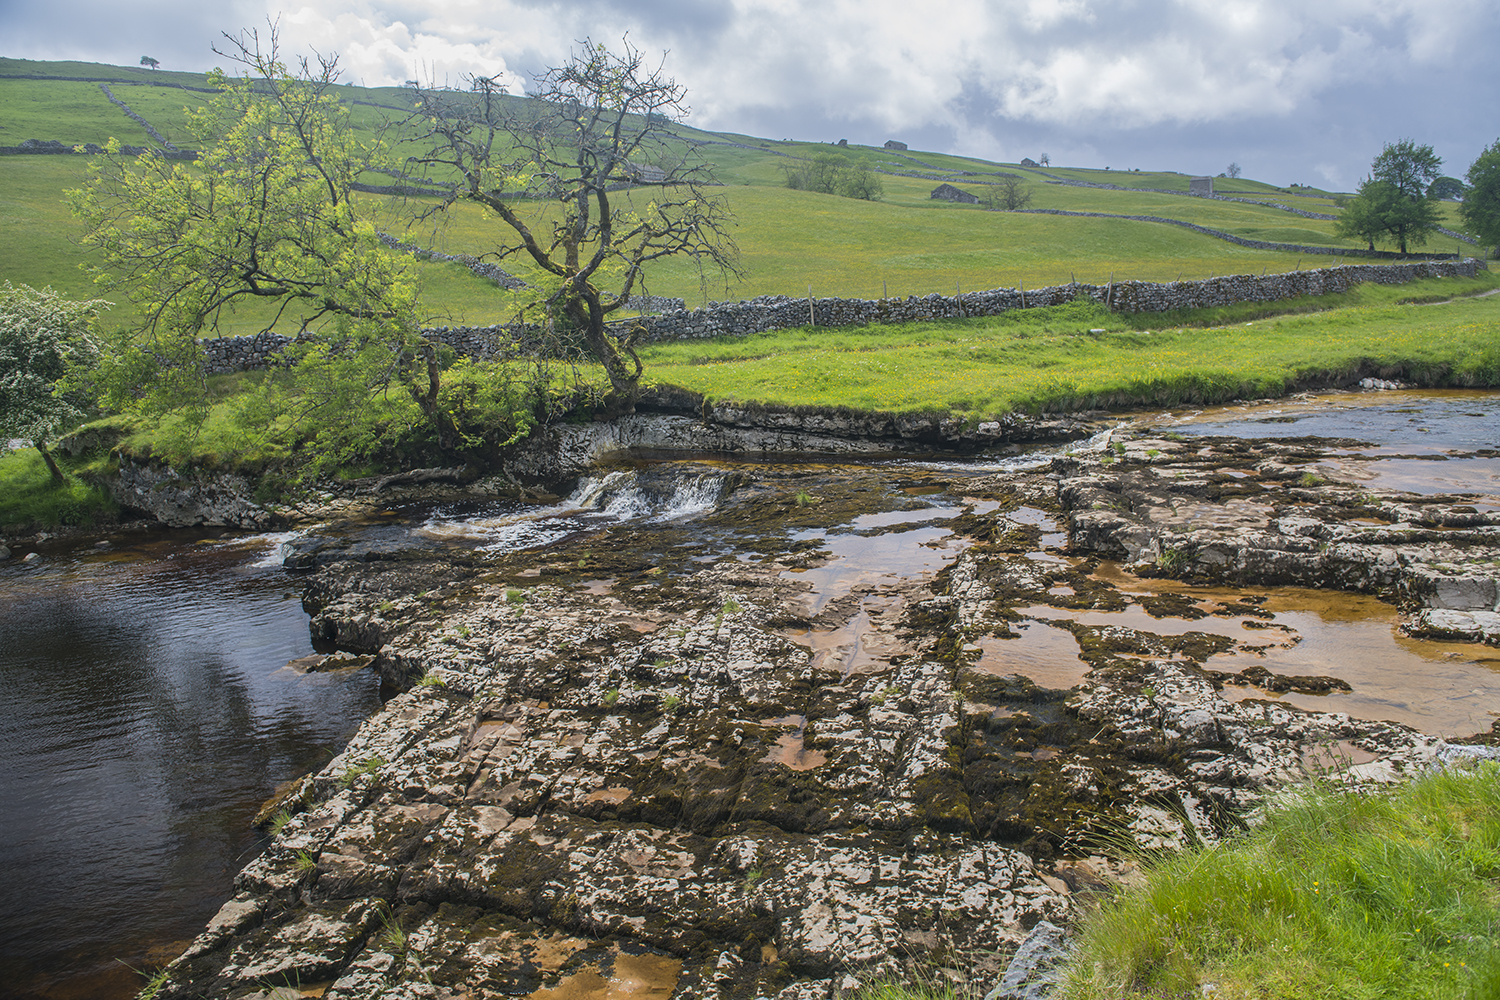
[2,0,1495,188]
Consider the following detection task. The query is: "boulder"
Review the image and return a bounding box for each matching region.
[984,920,1071,1000]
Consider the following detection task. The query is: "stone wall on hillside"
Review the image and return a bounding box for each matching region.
[0,137,196,159]
[1017,208,1468,259]
[196,258,1487,374]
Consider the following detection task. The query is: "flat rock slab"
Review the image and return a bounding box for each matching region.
[152,438,1500,999]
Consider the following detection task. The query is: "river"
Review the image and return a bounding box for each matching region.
[0,533,380,1000]
[2,389,1496,999]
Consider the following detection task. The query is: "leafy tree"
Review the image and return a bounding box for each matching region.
[836,159,883,201]
[140,56,159,70]
[70,27,454,468]
[1461,140,1500,255]
[1335,140,1443,253]
[0,284,106,483]
[1372,139,1442,200]
[1428,176,1466,201]
[408,39,741,414]
[783,151,883,201]
[1335,178,1401,251]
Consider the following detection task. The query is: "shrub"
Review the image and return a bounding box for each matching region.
[783,152,883,201]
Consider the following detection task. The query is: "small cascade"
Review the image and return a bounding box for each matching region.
[569,468,734,522]
[417,467,737,553]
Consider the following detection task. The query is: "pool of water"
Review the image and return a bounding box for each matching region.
[0,533,380,1000]
[1141,389,1500,501]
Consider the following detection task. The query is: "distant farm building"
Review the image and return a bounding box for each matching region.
[884,139,908,150]
[1020,157,1038,167]
[625,162,667,184]
[1189,176,1214,197]
[930,183,979,204]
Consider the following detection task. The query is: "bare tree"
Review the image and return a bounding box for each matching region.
[1038,153,1050,167]
[984,174,1032,211]
[407,39,741,414]
[1226,162,1241,179]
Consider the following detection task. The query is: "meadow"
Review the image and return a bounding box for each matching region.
[639,274,1500,415]
[1,58,1479,333]
[0,56,1492,531]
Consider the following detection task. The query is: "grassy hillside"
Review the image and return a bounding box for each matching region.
[5,56,1475,334]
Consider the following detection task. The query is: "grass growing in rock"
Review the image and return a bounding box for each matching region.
[1057,763,1500,1000]
[641,273,1500,415]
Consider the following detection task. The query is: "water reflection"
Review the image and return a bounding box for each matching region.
[0,534,379,1000]
[1143,389,1500,501]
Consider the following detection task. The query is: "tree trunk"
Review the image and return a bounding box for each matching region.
[34,440,65,484]
[568,290,641,416]
[407,340,457,449]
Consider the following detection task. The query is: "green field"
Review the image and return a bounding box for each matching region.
[1,57,1481,333]
[0,56,1493,533]
[639,275,1500,415]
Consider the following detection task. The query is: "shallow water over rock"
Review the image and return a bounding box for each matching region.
[14,393,1500,999]
[1142,389,1500,503]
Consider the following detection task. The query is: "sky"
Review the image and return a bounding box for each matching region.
[3,0,1496,190]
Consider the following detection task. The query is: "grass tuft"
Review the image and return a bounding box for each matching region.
[1058,763,1500,1000]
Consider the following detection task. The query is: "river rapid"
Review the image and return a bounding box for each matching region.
[3,389,1497,1000]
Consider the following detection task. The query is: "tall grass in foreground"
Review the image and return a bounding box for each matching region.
[1059,763,1500,1000]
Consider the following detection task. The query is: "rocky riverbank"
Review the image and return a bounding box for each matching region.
[147,428,1500,1000]
[52,403,1101,536]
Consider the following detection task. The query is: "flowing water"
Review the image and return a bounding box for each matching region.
[4,390,1498,998]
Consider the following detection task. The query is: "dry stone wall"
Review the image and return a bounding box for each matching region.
[0,137,195,158]
[1018,208,1466,259]
[197,258,1487,374]
[98,83,179,150]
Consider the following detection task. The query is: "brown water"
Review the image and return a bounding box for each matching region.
[529,948,682,1000]
[12,421,1498,997]
[0,532,379,1000]
[1092,565,1500,735]
[977,571,1500,734]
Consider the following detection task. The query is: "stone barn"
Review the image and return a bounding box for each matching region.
[1189,176,1214,197]
[930,183,979,204]
[884,139,908,150]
